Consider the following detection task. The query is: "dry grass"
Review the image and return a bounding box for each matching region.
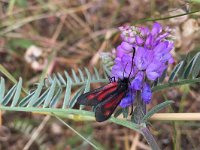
[0,0,200,149]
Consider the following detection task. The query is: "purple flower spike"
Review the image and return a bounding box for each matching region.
[142,83,152,104]
[111,22,174,106]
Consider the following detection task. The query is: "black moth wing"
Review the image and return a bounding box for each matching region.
[76,82,118,106]
[95,80,129,122]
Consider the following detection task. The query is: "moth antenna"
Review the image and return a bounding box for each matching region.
[123,63,128,78]
[128,47,136,79]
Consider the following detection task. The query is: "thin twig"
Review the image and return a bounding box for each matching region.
[23,115,50,150]
[150,113,200,121]
[0,2,94,35]
[140,127,160,150]
[90,30,114,66]
[55,115,101,150]
[130,133,140,150]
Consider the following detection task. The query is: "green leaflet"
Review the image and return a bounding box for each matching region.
[142,100,174,122]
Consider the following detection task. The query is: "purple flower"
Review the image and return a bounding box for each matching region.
[112,54,136,79]
[120,90,135,108]
[145,34,153,48]
[136,36,144,45]
[141,83,152,104]
[116,45,126,57]
[140,27,150,37]
[146,60,166,81]
[151,22,162,36]
[121,42,133,51]
[131,71,144,90]
[110,22,174,106]
[134,47,153,70]
[153,41,174,64]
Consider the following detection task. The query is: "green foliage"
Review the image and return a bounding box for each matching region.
[165,52,200,82]
[8,38,34,49]
[153,52,200,92]
[142,100,174,122]
[0,68,107,109]
[0,51,199,130]
[15,0,28,8]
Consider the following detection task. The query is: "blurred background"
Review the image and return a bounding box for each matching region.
[0,0,200,150]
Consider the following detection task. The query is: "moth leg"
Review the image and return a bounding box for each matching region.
[108,76,116,83]
[108,77,112,82]
[129,90,134,115]
[130,101,134,115]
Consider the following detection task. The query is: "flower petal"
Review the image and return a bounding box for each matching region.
[151,22,162,36]
[131,71,144,90]
[142,83,152,104]
[121,42,133,51]
[135,47,153,70]
[119,91,135,108]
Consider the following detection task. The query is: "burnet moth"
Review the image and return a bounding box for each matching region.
[77,48,135,122]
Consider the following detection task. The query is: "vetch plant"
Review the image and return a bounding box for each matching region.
[77,23,174,120]
[76,22,175,149]
[0,22,200,150]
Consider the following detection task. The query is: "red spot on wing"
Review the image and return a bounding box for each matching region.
[87,94,96,100]
[104,92,125,109]
[86,82,117,101]
[97,82,118,101]
[102,82,117,89]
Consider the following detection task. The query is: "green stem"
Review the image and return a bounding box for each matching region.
[133,10,200,24]
[0,106,140,131]
[140,127,161,150]
[132,91,146,124]
[152,77,200,92]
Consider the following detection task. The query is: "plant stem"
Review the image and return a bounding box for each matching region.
[132,91,146,123]
[140,127,161,150]
[150,113,200,121]
[152,77,200,92]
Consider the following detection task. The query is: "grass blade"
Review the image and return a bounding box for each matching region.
[0,77,5,103]
[57,73,67,85]
[72,69,80,83]
[19,92,35,107]
[49,88,62,108]
[69,87,84,108]
[32,88,50,107]
[78,69,85,82]
[28,80,44,107]
[11,78,22,107]
[43,78,56,108]
[142,100,174,122]
[168,61,184,82]
[191,52,200,78]
[1,84,17,106]
[62,73,72,108]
